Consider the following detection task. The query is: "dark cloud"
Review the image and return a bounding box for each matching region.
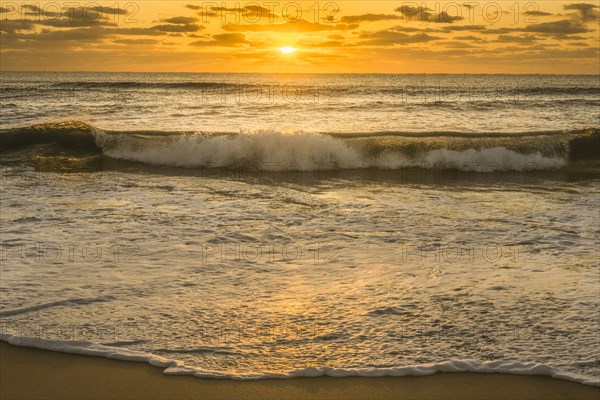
[340,14,402,23]
[483,19,591,37]
[496,35,542,44]
[162,17,198,25]
[111,28,166,36]
[388,26,432,33]
[453,35,480,40]
[452,35,485,42]
[441,41,477,48]
[15,27,108,42]
[435,12,464,24]
[22,4,61,17]
[441,25,488,32]
[87,6,130,16]
[522,19,590,36]
[568,42,590,47]
[150,24,203,33]
[564,3,599,22]
[21,4,129,18]
[3,4,131,28]
[0,20,35,33]
[113,39,160,45]
[189,33,249,47]
[359,29,440,46]
[36,15,118,28]
[524,11,553,17]
[394,5,429,17]
[394,5,463,23]
[1,22,200,48]
[191,5,279,21]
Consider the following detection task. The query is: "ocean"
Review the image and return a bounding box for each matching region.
[0,72,599,385]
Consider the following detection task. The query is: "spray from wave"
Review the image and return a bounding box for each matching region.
[1,121,598,172]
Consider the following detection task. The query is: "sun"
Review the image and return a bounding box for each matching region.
[279,46,297,55]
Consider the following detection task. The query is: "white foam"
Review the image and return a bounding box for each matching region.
[1,334,597,386]
[96,130,362,171]
[374,148,566,171]
[94,130,566,172]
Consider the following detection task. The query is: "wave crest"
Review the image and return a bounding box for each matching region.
[1,121,598,171]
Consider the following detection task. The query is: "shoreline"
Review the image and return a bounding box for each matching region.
[1,342,599,400]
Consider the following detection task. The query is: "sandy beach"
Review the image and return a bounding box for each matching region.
[1,342,598,400]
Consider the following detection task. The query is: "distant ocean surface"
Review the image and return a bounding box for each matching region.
[0,73,599,385]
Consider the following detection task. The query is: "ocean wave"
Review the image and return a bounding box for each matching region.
[1,121,598,171]
[1,334,598,385]
[46,81,249,90]
[33,82,597,96]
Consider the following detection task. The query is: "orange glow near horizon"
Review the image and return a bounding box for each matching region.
[0,1,598,73]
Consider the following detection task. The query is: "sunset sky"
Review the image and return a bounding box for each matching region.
[0,1,598,73]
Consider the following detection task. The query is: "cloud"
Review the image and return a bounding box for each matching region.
[441,41,477,48]
[12,27,109,42]
[435,12,464,24]
[150,24,203,33]
[113,39,160,45]
[524,11,553,17]
[149,17,203,33]
[2,4,131,29]
[359,29,440,46]
[189,33,250,47]
[452,35,485,42]
[394,5,463,23]
[110,28,166,36]
[162,17,198,24]
[21,4,61,17]
[36,15,118,28]
[518,19,591,36]
[484,19,592,37]
[87,6,130,16]
[340,14,402,23]
[564,3,599,22]
[222,19,356,32]
[568,41,590,47]
[495,35,542,44]
[190,5,279,21]
[0,20,35,33]
[1,21,202,48]
[22,4,129,18]
[441,25,488,32]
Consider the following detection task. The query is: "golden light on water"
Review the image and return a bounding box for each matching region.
[279,46,297,55]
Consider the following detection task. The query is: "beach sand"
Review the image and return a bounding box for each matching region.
[1,342,598,400]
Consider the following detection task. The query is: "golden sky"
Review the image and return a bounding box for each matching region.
[0,1,599,73]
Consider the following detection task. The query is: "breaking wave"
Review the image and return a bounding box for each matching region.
[1,121,598,172]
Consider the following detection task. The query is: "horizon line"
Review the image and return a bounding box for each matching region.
[2,71,600,76]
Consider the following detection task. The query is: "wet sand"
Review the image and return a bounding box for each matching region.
[1,343,599,400]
